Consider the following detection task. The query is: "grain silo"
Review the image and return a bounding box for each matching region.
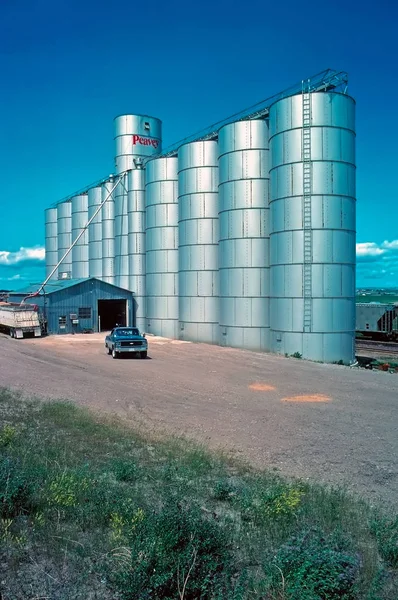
[114,114,162,174]
[45,208,58,279]
[127,168,146,330]
[218,120,270,351]
[178,141,219,343]
[57,201,72,279]
[269,91,356,363]
[101,179,116,284]
[88,186,103,278]
[145,157,179,338]
[114,173,129,289]
[71,193,89,279]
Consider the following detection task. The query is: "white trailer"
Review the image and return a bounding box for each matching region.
[0,303,42,339]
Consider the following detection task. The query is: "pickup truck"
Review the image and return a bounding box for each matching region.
[105,327,148,359]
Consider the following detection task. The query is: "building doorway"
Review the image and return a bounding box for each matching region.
[98,299,127,331]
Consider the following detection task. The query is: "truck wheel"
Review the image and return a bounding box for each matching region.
[10,329,14,338]
[141,351,147,359]
[112,348,118,359]
[107,347,112,355]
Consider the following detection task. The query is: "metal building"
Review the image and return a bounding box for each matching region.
[218,120,270,351]
[71,193,89,279]
[178,141,219,343]
[269,91,356,363]
[88,186,103,278]
[57,201,72,279]
[114,173,129,289]
[145,157,179,338]
[45,207,58,280]
[114,114,162,174]
[9,278,134,334]
[102,179,116,284]
[128,168,146,330]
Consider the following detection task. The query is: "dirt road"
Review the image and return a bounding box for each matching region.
[1,333,397,509]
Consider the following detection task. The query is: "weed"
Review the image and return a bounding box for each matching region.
[291,352,302,359]
[0,424,17,447]
[371,517,398,567]
[48,471,90,508]
[213,480,235,501]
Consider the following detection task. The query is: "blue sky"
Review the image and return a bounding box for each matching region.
[1,0,397,289]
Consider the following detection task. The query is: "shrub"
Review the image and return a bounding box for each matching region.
[110,502,231,599]
[270,528,360,600]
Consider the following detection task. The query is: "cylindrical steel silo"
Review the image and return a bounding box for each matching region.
[178,140,219,344]
[102,179,116,284]
[57,201,72,279]
[145,157,179,338]
[114,174,129,289]
[45,207,58,280]
[88,186,103,279]
[269,91,356,363]
[71,193,89,279]
[114,115,162,174]
[128,169,146,330]
[218,120,270,351]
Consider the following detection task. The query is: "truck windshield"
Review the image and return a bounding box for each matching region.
[115,328,140,337]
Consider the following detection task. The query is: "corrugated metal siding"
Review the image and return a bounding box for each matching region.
[47,279,134,334]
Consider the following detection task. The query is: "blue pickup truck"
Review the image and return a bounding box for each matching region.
[105,327,148,359]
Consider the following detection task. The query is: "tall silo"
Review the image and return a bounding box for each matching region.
[114,114,162,174]
[45,208,58,280]
[114,173,129,289]
[128,169,146,330]
[71,193,89,279]
[57,201,72,279]
[218,120,270,351]
[88,186,103,278]
[269,91,356,363]
[102,179,116,284]
[145,157,179,338]
[178,140,219,344]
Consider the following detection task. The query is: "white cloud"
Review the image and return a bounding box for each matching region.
[356,240,398,286]
[356,242,386,259]
[0,246,45,266]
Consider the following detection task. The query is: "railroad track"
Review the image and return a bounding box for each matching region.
[356,339,398,357]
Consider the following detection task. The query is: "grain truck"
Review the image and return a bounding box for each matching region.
[0,302,42,338]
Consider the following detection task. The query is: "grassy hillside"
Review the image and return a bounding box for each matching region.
[0,388,397,599]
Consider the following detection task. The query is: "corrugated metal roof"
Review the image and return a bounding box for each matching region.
[9,278,91,295]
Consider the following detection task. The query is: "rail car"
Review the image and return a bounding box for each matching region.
[356,303,398,342]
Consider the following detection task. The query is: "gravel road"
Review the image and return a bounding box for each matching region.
[0,332,397,509]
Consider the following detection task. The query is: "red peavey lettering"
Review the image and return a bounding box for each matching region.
[132,134,159,149]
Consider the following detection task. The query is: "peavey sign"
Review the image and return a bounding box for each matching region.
[132,134,160,150]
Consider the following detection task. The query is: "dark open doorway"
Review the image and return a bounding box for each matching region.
[98,299,127,331]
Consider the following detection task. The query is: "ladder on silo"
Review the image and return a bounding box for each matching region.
[302,80,312,333]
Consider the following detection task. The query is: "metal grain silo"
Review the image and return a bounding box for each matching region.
[128,168,146,330]
[57,201,72,279]
[269,91,356,363]
[102,179,116,284]
[114,173,129,289]
[45,208,58,279]
[178,140,219,344]
[114,114,162,174]
[71,193,89,279]
[145,157,179,338]
[88,186,103,278]
[218,120,270,351]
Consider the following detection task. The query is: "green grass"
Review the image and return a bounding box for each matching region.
[0,387,397,599]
